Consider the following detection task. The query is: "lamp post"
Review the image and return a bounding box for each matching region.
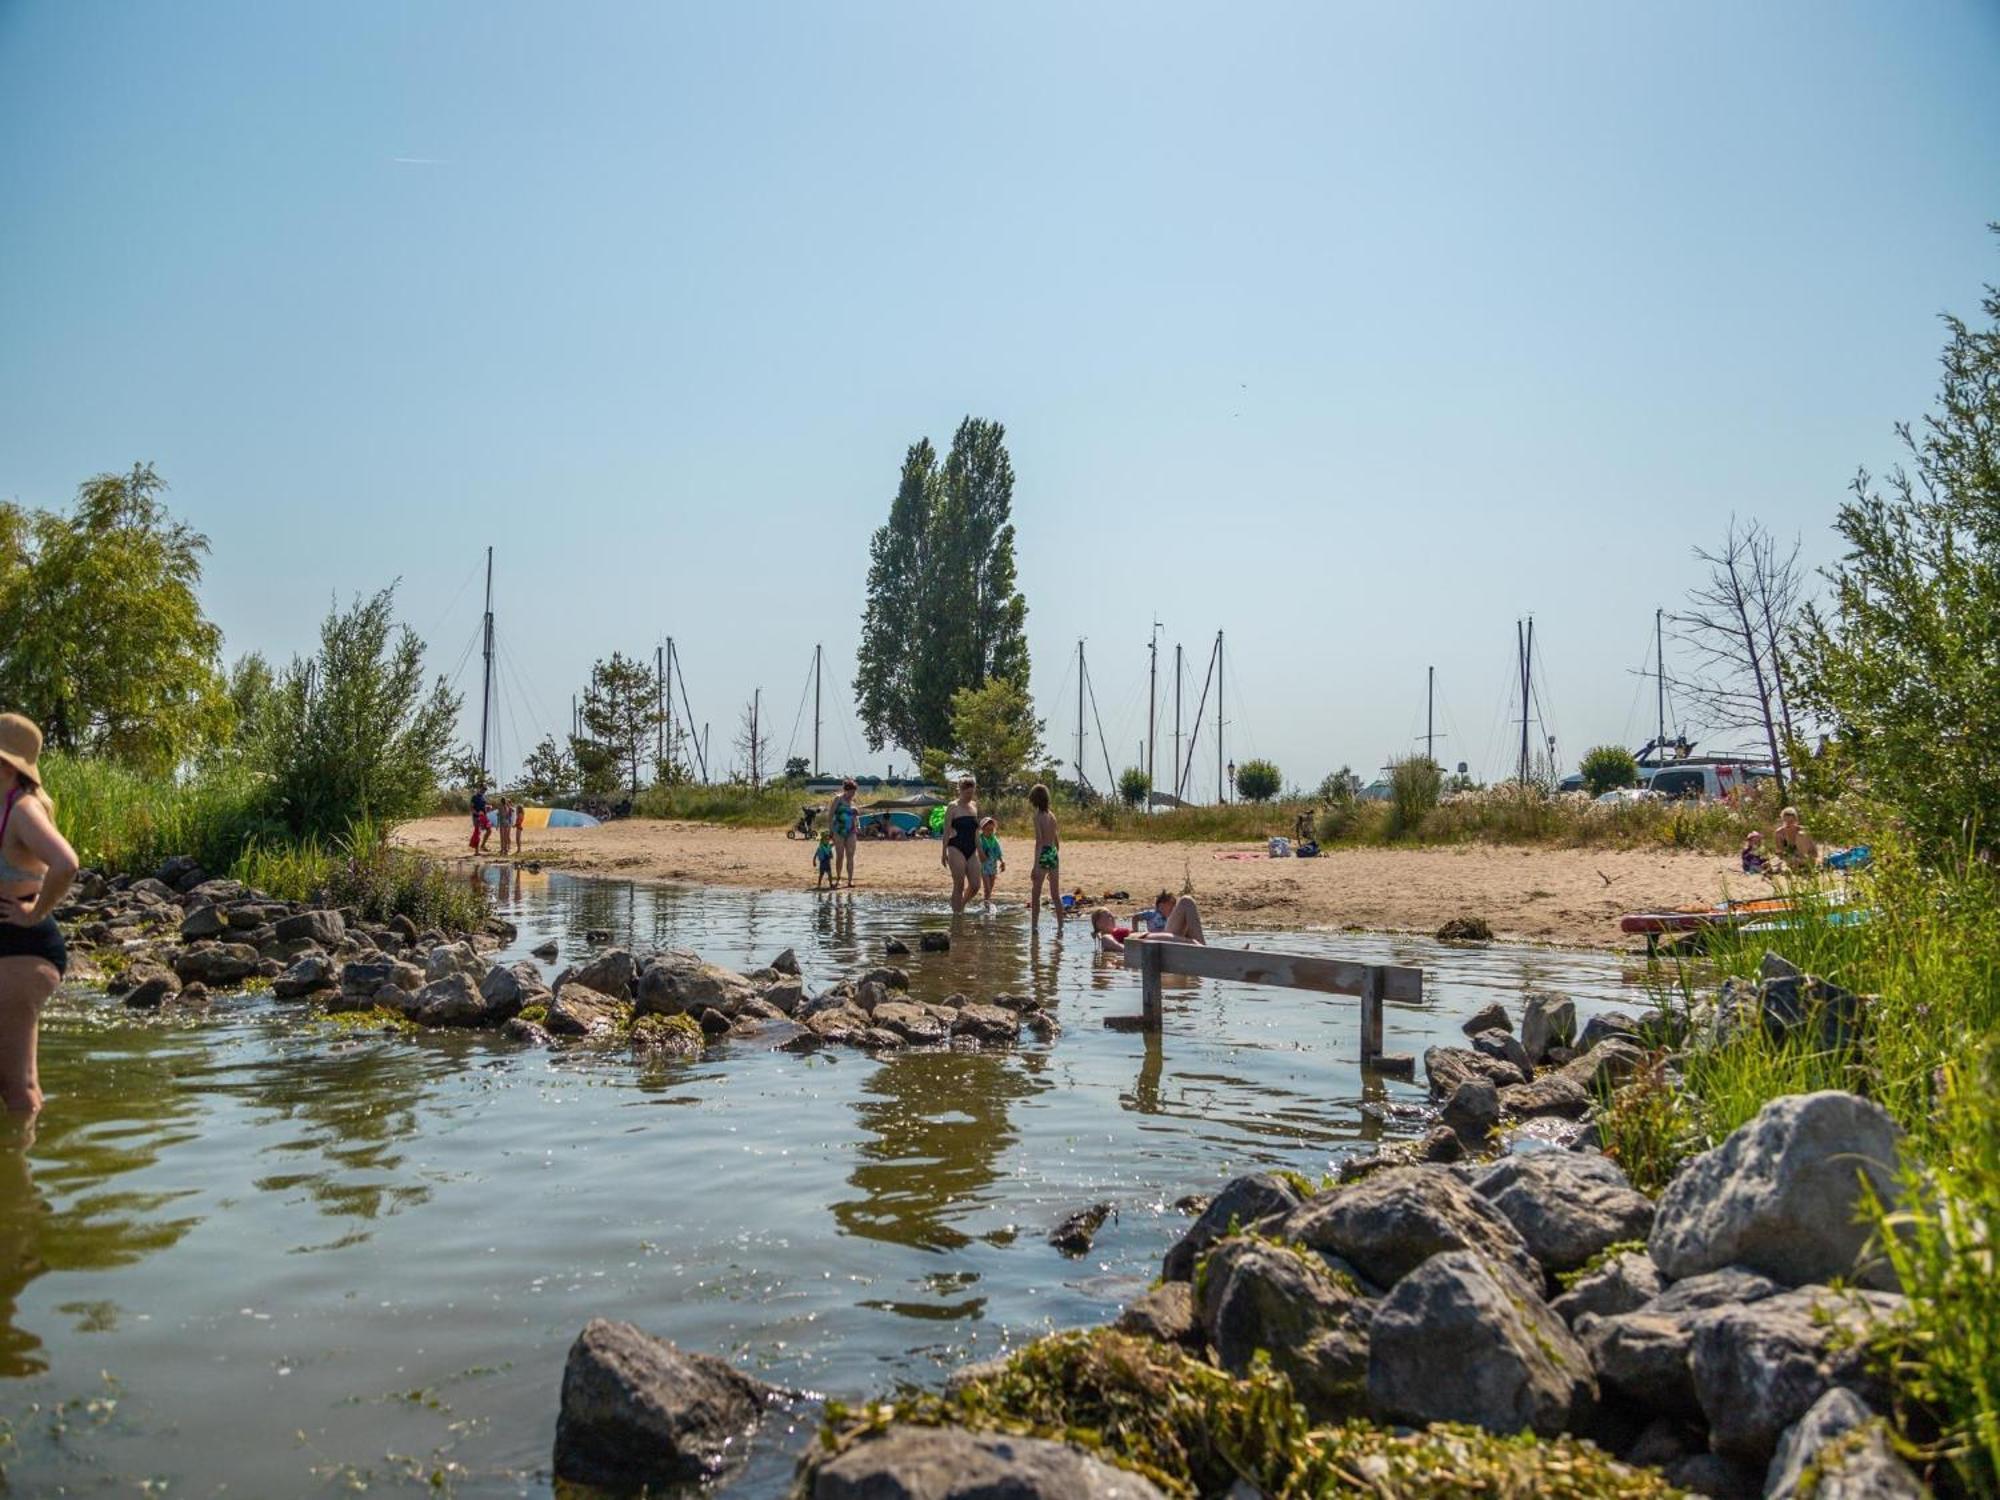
[1226,759,1236,803]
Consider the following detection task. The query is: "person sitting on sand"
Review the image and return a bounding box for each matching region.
[1772,807,1818,869]
[1740,830,1768,875]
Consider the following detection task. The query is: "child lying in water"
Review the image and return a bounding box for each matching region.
[1091,893,1207,952]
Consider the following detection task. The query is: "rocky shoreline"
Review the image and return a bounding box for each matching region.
[546,975,1923,1499]
[57,857,1055,1059]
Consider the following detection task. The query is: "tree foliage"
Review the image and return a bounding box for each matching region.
[1234,758,1282,802]
[1387,754,1441,836]
[1317,767,1360,805]
[1579,744,1640,796]
[855,419,1031,760]
[262,587,460,837]
[1794,265,2000,857]
[1118,766,1151,808]
[948,677,1043,796]
[0,464,229,770]
[514,735,578,801]
[581,651,662,795]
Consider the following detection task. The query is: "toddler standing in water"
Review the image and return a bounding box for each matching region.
[977,816,1004,910]
[813,831,836,890]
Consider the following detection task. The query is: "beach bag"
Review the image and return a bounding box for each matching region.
[1268,836,1291,858]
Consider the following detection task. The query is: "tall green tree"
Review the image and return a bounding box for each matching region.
[1793,265,2000,857]
[581,651,663,795]
[855,419,1031,760]
[263,587,460,836]
[0,464,229,769]
[948,677,1044,796]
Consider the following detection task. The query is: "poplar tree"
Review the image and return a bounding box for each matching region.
[854,418,1030,761]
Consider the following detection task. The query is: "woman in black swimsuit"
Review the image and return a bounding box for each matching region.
[0,715,79,1115]
[942,777,981,913]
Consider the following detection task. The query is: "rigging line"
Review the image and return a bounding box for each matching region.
[673,653,708,782]
[493,638,550,760]
[1177,640,1218,799]
[782,652,815,762]
[421,556,484,652]
[442,620,483,694]
[1082,658,1119,793]
[493,629,563,743]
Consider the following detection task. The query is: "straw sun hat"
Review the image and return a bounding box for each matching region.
[0,713,44,787]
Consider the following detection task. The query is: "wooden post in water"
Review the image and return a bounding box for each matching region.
[1359,965,1384,1063]
[1140,941,1164,1032]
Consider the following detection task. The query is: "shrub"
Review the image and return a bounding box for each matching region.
[1118,767,1151,808]
[1579,744,1639,796]
[1386,755,1442,838]
[1316,768,1359,806]
[44,752,282,874]
[1233,759,1281,803]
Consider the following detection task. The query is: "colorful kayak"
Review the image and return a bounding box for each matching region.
[516,806,602,830]
[1619,896,1799,936]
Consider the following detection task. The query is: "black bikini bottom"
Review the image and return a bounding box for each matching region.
[0,916,67,976]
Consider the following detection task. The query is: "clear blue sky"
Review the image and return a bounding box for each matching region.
[3,2,1996,791]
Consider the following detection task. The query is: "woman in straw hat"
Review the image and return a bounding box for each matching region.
[0,714,78,1114]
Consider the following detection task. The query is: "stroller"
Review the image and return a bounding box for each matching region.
[787,804,821,841]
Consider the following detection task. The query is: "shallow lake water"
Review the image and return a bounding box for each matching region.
[1,868,1654,1495]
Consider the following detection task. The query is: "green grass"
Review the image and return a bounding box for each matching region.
[629,782,811,826]
[46,753,486,931]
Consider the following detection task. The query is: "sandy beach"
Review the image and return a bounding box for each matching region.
[394,816,1754,949]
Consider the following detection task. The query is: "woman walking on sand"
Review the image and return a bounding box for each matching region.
[0,715,79,1115]
[942,777,981,913]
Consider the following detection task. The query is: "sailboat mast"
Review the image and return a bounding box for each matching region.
[1216,629,1225,803]
[664,637,675,776]
[1426,665,1436,766]
[478,546,494,781]
[1655,607,1666,758]
[1076,639,1086,794]
[1517,619,1530,784]
[813,643,822,777]
[1146,621,1159,793]
[656,645,666,768]
[1173,643,1182,798]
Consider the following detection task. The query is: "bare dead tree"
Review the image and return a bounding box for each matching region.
[1675,518,1807,799]
[733,688,770,789]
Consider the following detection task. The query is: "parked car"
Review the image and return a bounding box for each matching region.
[1639,761,1764,801]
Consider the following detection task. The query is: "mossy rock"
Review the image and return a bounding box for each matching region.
[516,1000,549,1025]
[628,1012,704,1055]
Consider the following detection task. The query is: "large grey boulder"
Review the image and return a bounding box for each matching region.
[1161,1173,1301,1281]
[951,1003,1020,1046]
[1578,1266,1785,1414]
[480,961,548,1012]
[1282,1166,1539,1290]
[571,947,640,1000]
[1520,992,1577,1063]
[1442,1077,1502,1138]
[635,952,759,1018]
[273,908,345,947]
[1473,1152,1656,1275]
[1424,1046,1528,1100]
[172,942,261,987]
[1549,1250,1661,1326]
[1765,1387,1924,1499]
[866,1001,948,1046]
[1367,1250,1596,1436]
[545,984,629,1038]
[178,904,226,941]
[1576,1010,1641,1054]
[1469,1027,1534,1079]
[271,953,337,999]
[410,972,491,1027]
[422,940,485,983]
[807,1424,1166,1500]
[1649,1091,1906,1289]
[1197,1237,1370,1422]
[339,956,423,998]
[1461,1001,1511,1037]
[1114,1282,1202,1350]
[552,1319,775,1489]
[1689,1285,1903,1468]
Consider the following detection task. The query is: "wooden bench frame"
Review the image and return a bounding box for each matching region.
[1119,941,1423,1065]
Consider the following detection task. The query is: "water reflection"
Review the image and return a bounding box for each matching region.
[0,1023,206,1376]
[833,1049,1044,1257]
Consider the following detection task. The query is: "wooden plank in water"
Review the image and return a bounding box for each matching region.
[1121,942,1423,1003]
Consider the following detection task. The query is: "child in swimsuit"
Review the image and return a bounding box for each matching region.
[814,832,835,890]
[977,817,1004,908]
[1027,783,1061,930]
